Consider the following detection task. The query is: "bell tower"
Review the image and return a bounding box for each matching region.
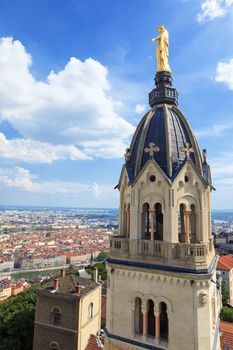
[105,26,221,350]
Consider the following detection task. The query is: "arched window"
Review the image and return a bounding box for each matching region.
[88,303,94,318]
[141,203,150,239]
[190,204,197,243]
[52,307,61,326]
[154,203,163,241]
[178,204,186,243]
[134,297,143,334]
[49,342,60,350]
[147,299,155,337]
[160,302,168,341]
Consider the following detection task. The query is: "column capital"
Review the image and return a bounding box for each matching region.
[185,208,192,215]
[149,208,155,213]
[141,307,148,314]
[154,310,160,317]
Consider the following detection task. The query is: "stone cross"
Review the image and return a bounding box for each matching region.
[180,142,194,159]
[144,142,160,158]
[124,148,131,161]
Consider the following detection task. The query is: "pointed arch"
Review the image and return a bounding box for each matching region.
[159,302,169,341]
[190,203,197,243]
[141,203,150,239]
[134,297,143,335]
[155,297,173,314]
[147,299,155,337]
[49,342,60,350]
[154,203,163,241]
[51,307,61,326]
[178,203,186,243]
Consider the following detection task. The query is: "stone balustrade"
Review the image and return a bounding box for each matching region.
[139,240,165,257]
[109,236,214,269]
[110,236,129,253]
[177,242,208,261]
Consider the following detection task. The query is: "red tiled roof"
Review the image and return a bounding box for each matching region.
[85,335,103,350]
[218,255,233,271]
[220,321,233,350]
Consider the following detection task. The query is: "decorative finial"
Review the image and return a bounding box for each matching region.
[124,148,131,162]
[152,25,171,72]
[180,142,194,159]
[144,142,160,159]
[202,149,207,163]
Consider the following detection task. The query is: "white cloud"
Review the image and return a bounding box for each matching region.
[0,37,135,160]
[197,0,233,22]
[80,138,129,159]
[0,166,111,200]
[0,132,90,163]
[135,104,146,115]
[211,150,233,178]
[0,167,37,190]
[209,150,233,208]
[195,122,233,137]
[215,58,233,89]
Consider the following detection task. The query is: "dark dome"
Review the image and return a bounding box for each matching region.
[125,104,203,183]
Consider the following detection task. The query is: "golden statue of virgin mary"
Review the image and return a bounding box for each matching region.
[152,25,171,72]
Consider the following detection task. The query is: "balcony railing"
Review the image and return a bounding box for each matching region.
[139,240,165,257]
[110,236,129,253]
[109,235,214,269]
[177,243,208,261]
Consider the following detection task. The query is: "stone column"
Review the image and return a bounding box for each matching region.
[126,207,130,238]
[142,307,148,337]
[185,209,191,243]
[149,208,155,241]
[154,310,160,340]
[120,208,124,235]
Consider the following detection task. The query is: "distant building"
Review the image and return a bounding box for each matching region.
[0,277,29,301]
[220,320,233,350]
[0,259,14,272]
[33,270,101,350]
[218,255,233,306]
[17,255,67,270]
[66,253,89,265]
[0,283,12,301]
[215,237,228,246]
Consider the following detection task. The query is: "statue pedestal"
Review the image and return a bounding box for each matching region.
[149,71,178,107]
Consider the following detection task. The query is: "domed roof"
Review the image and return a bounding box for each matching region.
[125,104,203,183]
[122,69,213,185]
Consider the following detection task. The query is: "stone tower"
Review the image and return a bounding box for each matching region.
[105,61,221,349]
[33,271,101,350]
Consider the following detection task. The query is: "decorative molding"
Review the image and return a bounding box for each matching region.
[106,255,217,275]
[112,269,195,290]
[199,290,208,307]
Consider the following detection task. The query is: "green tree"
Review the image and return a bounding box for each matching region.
[221,306,233,323]
[222,284,230,305]
[85,261,107,280]
[0,287,37,350]
[97,251,109,261]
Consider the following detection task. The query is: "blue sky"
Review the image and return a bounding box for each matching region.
[0,0,232,208]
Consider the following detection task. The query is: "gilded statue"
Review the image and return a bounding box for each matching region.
[152,25,171,72]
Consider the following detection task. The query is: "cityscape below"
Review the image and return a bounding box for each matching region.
[0,207,232,280]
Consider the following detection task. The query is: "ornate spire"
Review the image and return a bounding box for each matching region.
[149,25,178,107]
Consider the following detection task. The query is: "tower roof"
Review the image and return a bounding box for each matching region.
[124,71,211,185]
